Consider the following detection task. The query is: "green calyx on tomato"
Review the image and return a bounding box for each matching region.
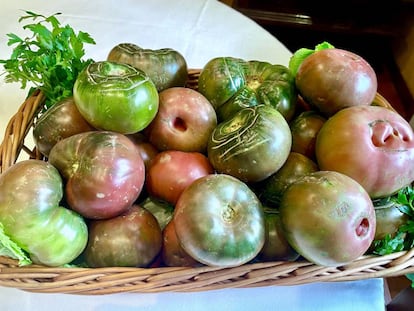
[198,57,297,121]
[208,105,292,182]
[107,43,188,92]
[73,60,159,134]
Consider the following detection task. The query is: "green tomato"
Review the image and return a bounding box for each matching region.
[198,57,297,121]
[0,160,88,266]
[173,174,265,267]
[107,43,188,92]
[208,105,292,182]
[73,61,159,134]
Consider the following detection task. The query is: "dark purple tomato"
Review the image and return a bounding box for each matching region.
[84,205,162,267]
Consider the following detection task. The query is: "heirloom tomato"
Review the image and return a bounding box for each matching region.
[145,87,217,153]
[0,160,88,266]
[315,105,414,198]
[173,174,265,267]
[146,150,214,205]
[289,110,326,161]
[198,57,297,121]
[84,205,162,267]
[48,131,145,219]
[258,152,318,207]
[73,61,159,134]
[161,219,201,267]
[208,105,291,182]
[107,43,188,92]
[279,171,376,266]
[33,97,95,157]
[258,208,300,262]
[295,48,377,116]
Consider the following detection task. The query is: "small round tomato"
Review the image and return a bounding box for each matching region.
[289,110,326,161]
[258,208,300,262]
[146,150,214,205]
[161,219,201,267]
[173,174,265,267]
[84,205,162,267]
[258,152,318,207]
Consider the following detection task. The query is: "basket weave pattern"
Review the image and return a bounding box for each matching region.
[0,69,413,294]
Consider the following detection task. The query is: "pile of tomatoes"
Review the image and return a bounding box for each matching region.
[1,43,414,269]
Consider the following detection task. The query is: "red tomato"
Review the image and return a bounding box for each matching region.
[315,105,414,198]
[296,48,377,117]
[145,87,217,153]
[161,219,201,267]
[146,150,215,205]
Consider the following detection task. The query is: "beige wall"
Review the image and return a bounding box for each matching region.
[394,20,414,98]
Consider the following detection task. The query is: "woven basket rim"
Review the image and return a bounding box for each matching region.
[0,69,413,295]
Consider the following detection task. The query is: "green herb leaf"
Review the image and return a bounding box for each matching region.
[372,185,414,255]
[288,41,335,76]
[0,11,96,108]
[0,222,31,266]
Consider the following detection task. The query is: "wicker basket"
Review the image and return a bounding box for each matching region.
[1,69,414,295]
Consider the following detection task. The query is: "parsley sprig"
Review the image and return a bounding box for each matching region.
[372,186,414,255]
[0,11,96,108]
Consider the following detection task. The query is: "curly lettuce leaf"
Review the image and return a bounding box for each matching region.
[0,222,32,266]
[289,41,335,76]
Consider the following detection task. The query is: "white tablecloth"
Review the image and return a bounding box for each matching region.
[0,1,385,310]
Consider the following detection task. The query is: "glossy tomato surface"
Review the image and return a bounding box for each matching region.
[161,219,201,267]
[73,61,159,134]
[295,48,377,116]
[146,150,215,205]
[84,205,162,267]
[279,171,376,266]
[198,57,297,121]
[48,131,145,219]
[145,87,217,152]
[173,174,265,267]
[33,97,95,157]
[107,43,188,92]
[315,105,414,198]
[289,110,326,161]
[208,105,291,182]
[258,152,318,207]
[0,160,88,266]
[258,208,300,262]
